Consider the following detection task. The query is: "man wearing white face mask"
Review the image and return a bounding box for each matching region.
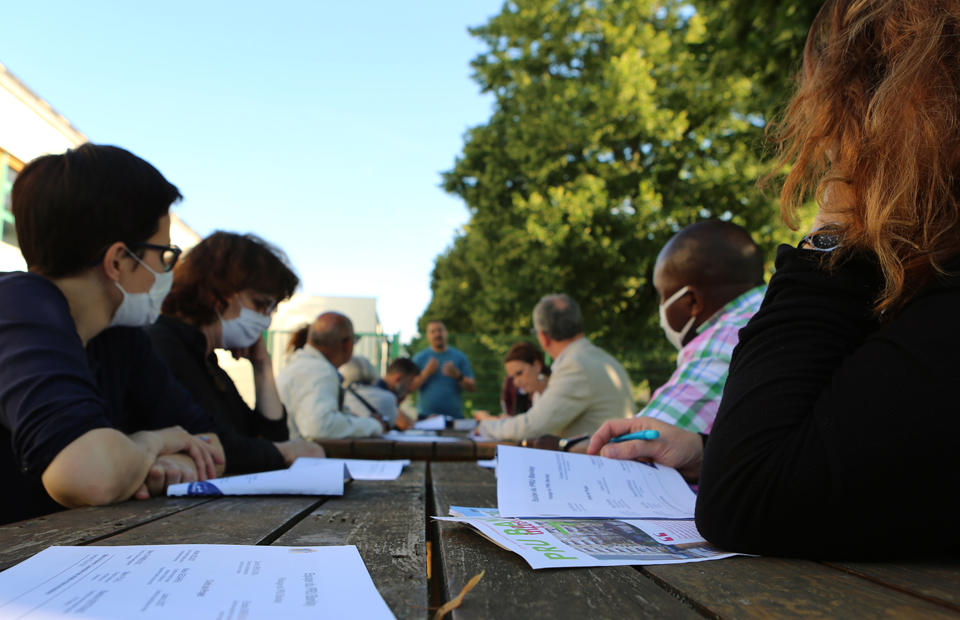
[147,232,326,474]
[644,219,767,433]
[0,144,226,526]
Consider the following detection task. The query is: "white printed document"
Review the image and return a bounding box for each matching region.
[412,415,446,431]
[434,509,738,569]
[167,461,346,497]
[0,544,394,619]
[496,445,697,519]
[383,431,462,443]
[291,458,409,481]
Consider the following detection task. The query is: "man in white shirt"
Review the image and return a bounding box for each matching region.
[277,312,386,439]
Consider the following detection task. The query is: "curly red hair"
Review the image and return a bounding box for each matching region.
[764,0,960,316]
[162,231,299,325]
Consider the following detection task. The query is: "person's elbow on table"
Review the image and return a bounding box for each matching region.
[587,417,703,483]
[42,428,157,508]
[43,427,226,508]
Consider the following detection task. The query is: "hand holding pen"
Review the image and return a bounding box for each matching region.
[587,418,704,483]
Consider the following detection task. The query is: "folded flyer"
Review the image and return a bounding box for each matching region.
[496,445,696,519]
[167,461,346,497]
[436,507,739,569]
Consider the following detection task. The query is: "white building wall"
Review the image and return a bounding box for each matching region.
[221,294,385,408]
[0,62,87,272]
[0,62,86,165]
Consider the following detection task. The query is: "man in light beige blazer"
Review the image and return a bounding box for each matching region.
[476,294,634,441]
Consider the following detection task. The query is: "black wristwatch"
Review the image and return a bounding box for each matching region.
[559,435,590,452]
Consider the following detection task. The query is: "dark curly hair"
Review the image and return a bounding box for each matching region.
[162,231,299,325]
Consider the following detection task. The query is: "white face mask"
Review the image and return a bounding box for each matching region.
[220,306,272,349]
[109,247,173,328]
[659,285,696,351]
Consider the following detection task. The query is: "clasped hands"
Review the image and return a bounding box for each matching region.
[133,427,225,500]
[422,357,462,380]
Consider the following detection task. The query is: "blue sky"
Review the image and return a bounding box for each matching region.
[2,1,505,338]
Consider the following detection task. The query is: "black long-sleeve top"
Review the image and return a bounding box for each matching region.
[0,273,217,525]
[145,316,288,475]
[696,245,960,560]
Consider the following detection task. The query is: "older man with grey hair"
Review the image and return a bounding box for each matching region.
[277,312,386,440]
[475,294,635,441]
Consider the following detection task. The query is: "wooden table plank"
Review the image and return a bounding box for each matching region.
[273,462,428,620]
[642,558,960,619]
[352,439,396,459]
[0,498,212,572]
[430,462,702,620]
[394,441,436,460]
[316,438,354,458]
[434,440,475,461]
[825,559,960,611]
[474,443,498,459]
[89,496,323,547]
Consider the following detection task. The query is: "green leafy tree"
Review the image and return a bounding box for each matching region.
[420,0,824,401]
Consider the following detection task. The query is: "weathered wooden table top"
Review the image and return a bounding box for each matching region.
[316,430,508,461]
[2,461,959,619]
[429,462,960,620]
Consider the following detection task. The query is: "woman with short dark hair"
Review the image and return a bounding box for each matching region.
[0,143,224,526]
[147,232,325,474]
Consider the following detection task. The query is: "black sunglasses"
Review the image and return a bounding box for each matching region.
[126,242,183,273]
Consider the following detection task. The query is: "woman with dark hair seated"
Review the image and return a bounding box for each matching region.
[590,0,960,559]
[475,341,550,422]
[146,232,325,474]
[0,144,224,526]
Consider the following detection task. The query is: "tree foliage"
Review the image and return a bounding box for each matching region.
[420,0,825,355]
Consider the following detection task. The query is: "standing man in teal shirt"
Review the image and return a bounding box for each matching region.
[411,321,476,419]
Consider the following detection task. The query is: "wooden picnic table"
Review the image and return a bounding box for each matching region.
[2,460,959,619]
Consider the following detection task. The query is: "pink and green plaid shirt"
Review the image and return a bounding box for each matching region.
[638,285,766,433]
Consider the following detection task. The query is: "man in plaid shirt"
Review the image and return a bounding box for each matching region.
[646,220,766,433]
[531,220,766,452]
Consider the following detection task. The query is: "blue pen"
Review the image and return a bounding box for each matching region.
[609,430,660,443]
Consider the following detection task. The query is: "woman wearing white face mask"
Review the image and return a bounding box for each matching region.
[0,144,226,526]
[146,232,325,474]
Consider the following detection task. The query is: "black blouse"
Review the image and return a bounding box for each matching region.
[696,245,960,560]
[146,316,288,475]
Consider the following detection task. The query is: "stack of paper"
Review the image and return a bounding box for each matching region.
[292,457,410,481]
[0,545,395,619]
[383,430,462,443]
[437,446,742,569]
[412,415,447,431]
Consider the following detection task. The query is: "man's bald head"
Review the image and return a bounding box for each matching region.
[656,220,764,290]
[308,312,354,348]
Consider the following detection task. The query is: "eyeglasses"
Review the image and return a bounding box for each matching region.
[126,242,182,272]
[342,334,362,344]
[249,293,278,316]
